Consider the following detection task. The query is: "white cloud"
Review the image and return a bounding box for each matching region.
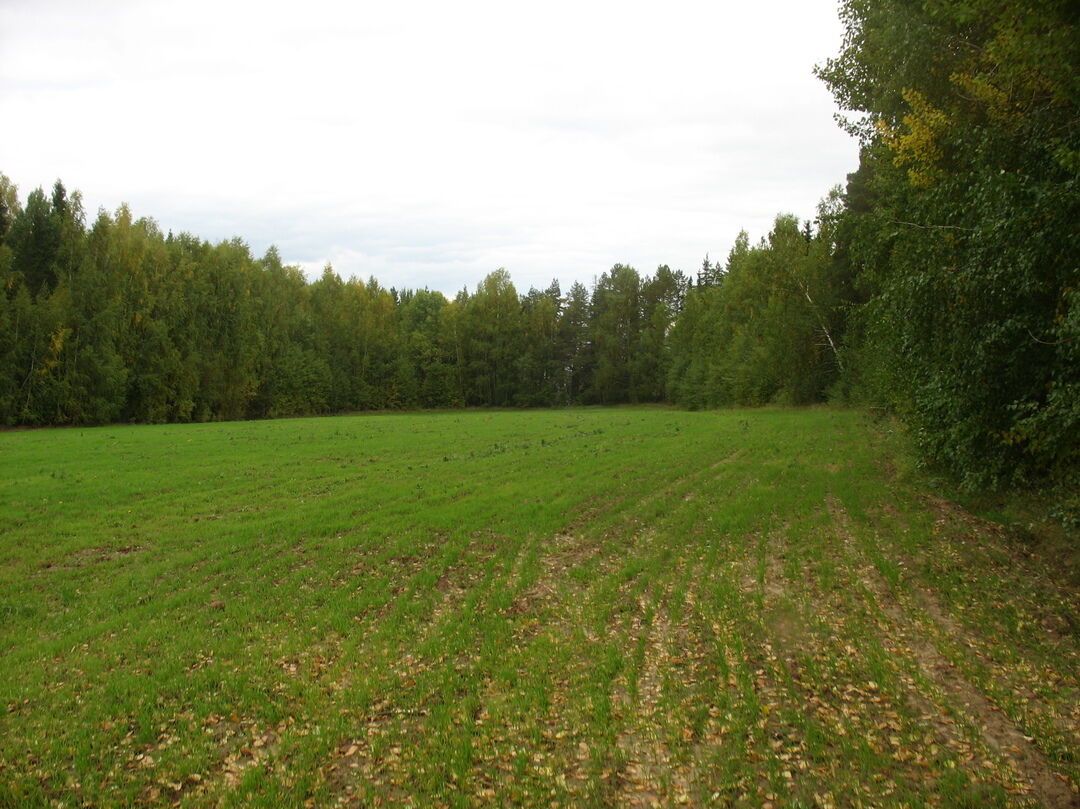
[0,0,857,295]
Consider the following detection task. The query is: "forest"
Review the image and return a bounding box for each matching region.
[0,0,1076,503]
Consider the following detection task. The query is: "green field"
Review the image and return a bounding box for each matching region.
[1,408,1077,808]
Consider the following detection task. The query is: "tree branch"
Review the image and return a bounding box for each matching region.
[887,218,975,232]
[1026,328,1075,346]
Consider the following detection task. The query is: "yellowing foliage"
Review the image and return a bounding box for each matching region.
[887,89,950,188]
[950,70,1031,131]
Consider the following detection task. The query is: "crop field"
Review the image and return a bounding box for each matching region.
[0,408,1077,808]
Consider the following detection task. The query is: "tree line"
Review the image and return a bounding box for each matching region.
[0,185,689,422]
[1,0,1076,502]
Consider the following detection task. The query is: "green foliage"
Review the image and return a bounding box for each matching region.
[0,179,688,425]
[668,215,848,408]
[461,268,523,407]
[515,282,562,406]
[817,0,1080,490]
[7,186,60,296]
[558,281,593,404]
[590,264,642,404]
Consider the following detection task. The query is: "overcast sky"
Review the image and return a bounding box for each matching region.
[0,0,858,296]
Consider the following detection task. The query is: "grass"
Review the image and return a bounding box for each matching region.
[0,407,1077,808]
